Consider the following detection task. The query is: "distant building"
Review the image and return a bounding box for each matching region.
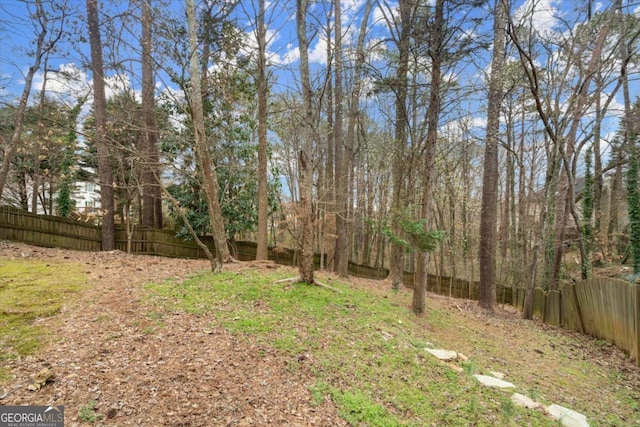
[73,180,101,214]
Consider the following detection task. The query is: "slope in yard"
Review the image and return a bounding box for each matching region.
[0,241,638,426]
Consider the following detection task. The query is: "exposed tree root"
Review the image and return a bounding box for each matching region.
[275,276,342,293]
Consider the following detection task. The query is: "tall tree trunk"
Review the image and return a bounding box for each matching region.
[87,0,116,250]
[608,146,623,256]
[593,71,604,256]
[334,0,372,277]
[324,11,334,269]
[32,55,50,214]
[517,100,528,281]
[186,0,231,267]
[140,0,162,228]
[255,0,269,260]
[333,0,347,277]
[478,0,507,311]
[389,0,413,290]
[296,0,315,283]
[413,0,444,314]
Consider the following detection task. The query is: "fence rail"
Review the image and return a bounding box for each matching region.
[1,206,638,365]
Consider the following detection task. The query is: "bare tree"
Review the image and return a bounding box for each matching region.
[186,0,232,268]
[0,0,64,201]
[333,0,347,277]
[295,0,316,284]
[343,0,373,270]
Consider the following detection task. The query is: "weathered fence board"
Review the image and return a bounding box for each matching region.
[544,290,561,326]
[533,288,545,319]
[560,284,584,334]
[574,278,637,361]
[1,206,638,365]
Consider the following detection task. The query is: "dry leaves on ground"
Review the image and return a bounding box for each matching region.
[0,242,346,426]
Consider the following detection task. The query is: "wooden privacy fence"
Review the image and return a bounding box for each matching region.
[1,206,638,365]
[0,206,348,274]
[558,279,637,363]
[400,272,639,365]
[507,282,639,365]
[402,272,515,305]
[0,206,212,258]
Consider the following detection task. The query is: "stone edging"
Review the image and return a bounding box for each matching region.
[424,347,589,427]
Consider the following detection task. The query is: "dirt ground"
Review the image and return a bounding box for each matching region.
[0,241,348,426]
[1,241,639,426]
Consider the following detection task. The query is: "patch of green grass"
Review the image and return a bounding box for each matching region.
[0,367,11,383]
[500,398,516,425]
[333,388,399,426]
[79,400,103,423]
[0,258,85,381]
[309,380,330,406]
[144,268,562,426]
[461,360,477,375]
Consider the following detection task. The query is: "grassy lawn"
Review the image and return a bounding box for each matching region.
[145,268,597,426]
[0,258,85,382]
[2,256,636,426]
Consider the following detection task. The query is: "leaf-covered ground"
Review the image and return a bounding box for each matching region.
[0,241,638,426]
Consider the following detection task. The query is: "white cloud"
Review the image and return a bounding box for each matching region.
[32,63,139,107]
[277,43,300,65]
[341,0,365,15]
[514,0,563,36]
[372,2,397,28]
[441,116,486,138]
[471,116,487,128]
[103,73,135,101]
[34,63,91,102]
[309,36,329,65]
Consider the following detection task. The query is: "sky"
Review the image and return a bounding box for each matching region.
[0,0,637,156]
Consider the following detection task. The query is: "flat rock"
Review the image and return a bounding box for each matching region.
[473,374,515,388]
[546,404,589,427]
[489,371,505,379]
[511,393,542,409]
[425,349,458,361]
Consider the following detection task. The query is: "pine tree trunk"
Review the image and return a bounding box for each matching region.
[389,0,412,291]
[255,0,269,260]
[87,0,116,250]
[478,0,507,310]
[413,0,444,314]
[141,0,162,228]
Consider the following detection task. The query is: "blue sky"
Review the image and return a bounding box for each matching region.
[0,0,636,156]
